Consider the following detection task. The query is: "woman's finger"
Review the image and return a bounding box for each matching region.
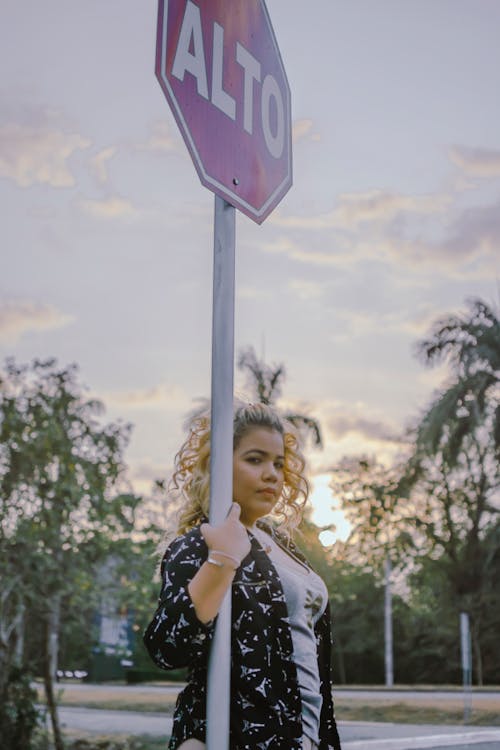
[227,502,241,520]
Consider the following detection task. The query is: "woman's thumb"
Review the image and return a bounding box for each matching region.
[228,502,241,520]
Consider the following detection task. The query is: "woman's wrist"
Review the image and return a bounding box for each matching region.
[206,549,241,570]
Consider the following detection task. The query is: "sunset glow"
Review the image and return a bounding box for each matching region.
[309,474,352,546]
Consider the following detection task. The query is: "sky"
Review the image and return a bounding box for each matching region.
[1,1,499,537]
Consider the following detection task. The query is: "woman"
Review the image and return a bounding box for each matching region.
[143,402,342,750]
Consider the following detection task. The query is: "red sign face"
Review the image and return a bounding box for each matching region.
[156,0,292,224]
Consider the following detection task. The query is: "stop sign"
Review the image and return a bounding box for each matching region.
[155,0,292,224]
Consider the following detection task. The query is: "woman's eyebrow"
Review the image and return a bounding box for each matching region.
[242,448,285,459]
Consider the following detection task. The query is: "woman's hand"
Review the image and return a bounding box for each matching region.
[188,504,251,624]
[200,502,251,567]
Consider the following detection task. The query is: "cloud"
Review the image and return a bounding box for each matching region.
[333,190,451,228]
[237,285,269,300]
[129,459,169,484]
[450,145,500,178]
[292,118,319,144]
[279,397,405,472]
[0,123,90,187]
[271,190,450,231]
[0,301,73,342]
[416,363,454,393]
[89,147,116,184]
[263,185,498,279]
[139,120,178,152]
[330,305,462,341]
[261,236,352,267]
[288,279,324,300]
[327,412,399,443]
[106,383,190,410]
[440,197,500,259]
[364,234,496,280]
[281,397,400,444]
[78,195,136,218]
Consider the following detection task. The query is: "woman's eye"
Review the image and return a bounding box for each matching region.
[275,462,284,470]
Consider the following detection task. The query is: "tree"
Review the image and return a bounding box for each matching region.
[0,358,139,749]
[399,298,500,684]
[237,346,322,447]
[327,298,500,685]
[329,457,409,565]
[412,297,499,466]
[329,456,415,686]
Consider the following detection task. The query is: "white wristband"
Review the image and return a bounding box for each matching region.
[210,550,241,567]
[206,550,239,571]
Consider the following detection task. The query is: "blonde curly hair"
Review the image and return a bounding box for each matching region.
[170,400,309,536]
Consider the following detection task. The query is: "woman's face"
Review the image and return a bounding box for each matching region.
[232,426,285,527]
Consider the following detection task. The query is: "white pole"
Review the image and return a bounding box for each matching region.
[206,195,236,750]
[460,612,472,722]
[384,555,394,687]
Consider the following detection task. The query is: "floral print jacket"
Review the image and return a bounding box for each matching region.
[143,524,342,750]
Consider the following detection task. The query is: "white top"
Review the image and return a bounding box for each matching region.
[252,527,328,745]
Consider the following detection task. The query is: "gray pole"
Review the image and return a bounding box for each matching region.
[206,195,236,750]
[460,612,472,722]
[384,555,394,687]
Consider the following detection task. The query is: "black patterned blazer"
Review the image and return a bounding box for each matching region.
[143,523,342,750]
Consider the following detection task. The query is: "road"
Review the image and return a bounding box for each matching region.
[56,706,500,750]
[44,684,500,749]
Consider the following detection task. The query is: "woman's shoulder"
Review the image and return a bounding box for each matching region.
[165,524,205,552]
[159,524,207,571]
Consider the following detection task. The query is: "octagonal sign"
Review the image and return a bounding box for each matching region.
[156,0,292,224]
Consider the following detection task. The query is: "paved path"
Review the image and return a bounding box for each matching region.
[57,707,500,750]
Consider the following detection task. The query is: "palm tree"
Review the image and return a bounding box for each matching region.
[237,347,322,447]
[413,297,499,464]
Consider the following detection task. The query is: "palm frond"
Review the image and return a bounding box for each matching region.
[284,414,323,447]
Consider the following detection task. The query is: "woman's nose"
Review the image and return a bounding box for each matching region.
[263,462,278,481]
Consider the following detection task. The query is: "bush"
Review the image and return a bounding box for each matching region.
[0,666,46,750]
[125,667,187,684]
[67,740,137,750]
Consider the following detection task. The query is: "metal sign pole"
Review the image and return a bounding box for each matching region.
[206,194,236,750]
[460,612,472,723]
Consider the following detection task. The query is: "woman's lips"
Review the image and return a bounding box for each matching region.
[258,489,276,497]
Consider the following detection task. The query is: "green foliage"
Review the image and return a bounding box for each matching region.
[0,667,46,750]
[0,356,139,614]
[329,457,414,576]
[393,560,461,684]
[412,296,499,467]
[0,358,142,746]
[329,562,386,684]
[298,517,385,684]
[66,740,142,750]
[328,298,500,685]
[401,299,499,684]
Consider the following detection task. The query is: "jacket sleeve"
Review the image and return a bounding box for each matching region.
[316,602,342,750]
[143,530,215,670]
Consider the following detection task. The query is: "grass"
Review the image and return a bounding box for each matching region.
[35,682,500,730]
[334,700,500,726]
[36,684,179,716]
[61,732,167,750]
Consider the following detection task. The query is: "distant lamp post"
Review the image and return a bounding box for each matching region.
[384,555,394,687]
